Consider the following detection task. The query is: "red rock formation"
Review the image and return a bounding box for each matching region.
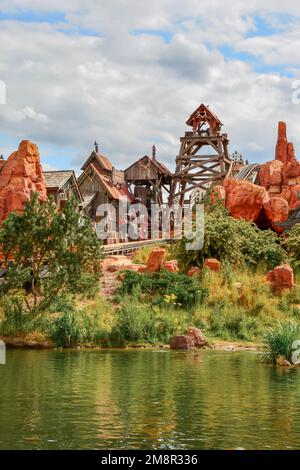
[186,327,207,348]
[263,197,289,234]
[0,140,47,224]
[163,260,179,273]
[203,258,221,273]
[288,143,296,163]
[258,160,283,190]
[170,335,194,350]
[266,264,294,294]
[187,266,201,277]
[146,248,166,273]
[224,178,269,222]
[275,121,289,163]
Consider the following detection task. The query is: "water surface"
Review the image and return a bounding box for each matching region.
[0,349,299,450]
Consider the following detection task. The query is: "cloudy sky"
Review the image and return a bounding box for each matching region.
[0,1,300,172]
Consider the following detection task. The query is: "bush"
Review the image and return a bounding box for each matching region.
[171,205,285,271]
[117,270,208,309]
[262,320,300,364]
[52,310,82,348]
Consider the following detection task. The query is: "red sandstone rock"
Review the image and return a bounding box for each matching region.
[258,160,283,190]
[266,264,294,293]
[275,121,288,163]
[170,335,194,350]
[210,185,226,205]
[186,327,207,348]
[288,143,296,163]
[146,248,166,272]
[282,161,300,184]
[187,266,201,277]
[203,258,221,273]
[263,197,289,234]
[223,178,269,222]
[0,140,47,224]
[163,259,179,273]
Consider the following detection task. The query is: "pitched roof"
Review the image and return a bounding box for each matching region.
[186,103,223,127]
[81,151,113,172]
[43,170,74,189]
[125,155,173,177]
[90,162,134,202]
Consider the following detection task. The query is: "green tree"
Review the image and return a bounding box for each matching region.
[282,223,300,267]
[0,193,103,313]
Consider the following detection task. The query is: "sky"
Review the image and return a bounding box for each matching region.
[0,1,300,172]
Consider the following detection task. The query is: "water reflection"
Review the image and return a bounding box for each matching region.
[0,349,300,449]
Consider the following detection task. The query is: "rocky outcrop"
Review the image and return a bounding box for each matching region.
[187,266,201,277]
[186,327,207,348]
[275,121,289,163]
[170,335,195,350]
[163,260,179,273]
[223,178,269,222]
[263,197,289,234]
[146,248,166,272]
[258,160,283,191]
[266,264,294,294]
[203,258,221,273]
[0,140,47,224]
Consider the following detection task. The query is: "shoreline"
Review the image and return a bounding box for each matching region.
[0,335,262,352]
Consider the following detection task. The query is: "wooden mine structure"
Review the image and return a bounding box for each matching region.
[169,103,232,207]
[124,145,173,207]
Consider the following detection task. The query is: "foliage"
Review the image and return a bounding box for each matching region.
[261,320,300,364]
[0,193,103,313]
[171,204,285,271]
[116,270,208,309]
[282,224,300,267]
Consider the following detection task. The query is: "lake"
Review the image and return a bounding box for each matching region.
[0,348,299,450]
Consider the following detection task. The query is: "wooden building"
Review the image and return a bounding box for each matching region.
[78,147,133,222]
[124,146,173,206]
[43,170,83,209]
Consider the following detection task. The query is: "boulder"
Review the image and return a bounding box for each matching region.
[187,266,201,277]
[170,335,194,350]
[163,259,179,273]
[186,327,207,348]
[258,160,283,190]
[203,258,221,273]
[146,248,166,272]
[282,161,300,184]
[0,140,47,224]
[223,177,269,222]
[263,197,289,234]
[266,264,294,293]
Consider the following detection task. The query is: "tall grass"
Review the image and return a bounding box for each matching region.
[261,321,300,364]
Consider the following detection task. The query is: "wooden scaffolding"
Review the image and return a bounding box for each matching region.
[169,103,232,207]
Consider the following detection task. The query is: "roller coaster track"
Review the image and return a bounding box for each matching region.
[234,163,260,183]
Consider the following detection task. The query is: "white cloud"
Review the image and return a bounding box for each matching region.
[0,1,299,171]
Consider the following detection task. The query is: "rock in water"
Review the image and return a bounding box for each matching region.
[186,327,207,348]
[170,335,195,350]
[0,140,47,224]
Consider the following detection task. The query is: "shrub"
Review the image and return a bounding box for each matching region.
[171,204,285,271]
[262,320,300,364]
[117,270,208,309]
[52,310,82,348]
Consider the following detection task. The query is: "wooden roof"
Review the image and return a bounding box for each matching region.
[81,151,113,172]
[43,170,83,202]
[186,103,223,127]
[125,155,173,178]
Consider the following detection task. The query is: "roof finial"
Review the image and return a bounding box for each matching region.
[152,144,156,160]
[94,141,99,153]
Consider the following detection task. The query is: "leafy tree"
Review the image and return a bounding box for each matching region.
[0,193,103,313]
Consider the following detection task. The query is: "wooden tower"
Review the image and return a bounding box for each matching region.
[169,103,232,206]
